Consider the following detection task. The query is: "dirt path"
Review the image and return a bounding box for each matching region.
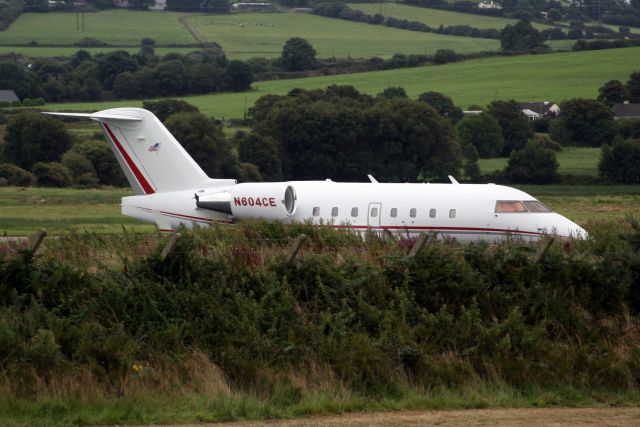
[162,407,640,427]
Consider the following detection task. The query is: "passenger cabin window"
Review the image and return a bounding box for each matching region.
[429,208,436,218]
[312,207,320,216]
[523,200,552,213]
[371,207,378,217]
[410,208,417,218]
[495,201,527,213]
[331,207,339,217]
[351,207,358,217]
[449,209,456,218]
[390,208,397,218]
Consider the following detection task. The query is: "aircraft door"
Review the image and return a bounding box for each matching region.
[367,202,382,227]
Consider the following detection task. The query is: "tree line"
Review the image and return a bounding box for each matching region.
[2,73,640,188]
[0,43,252,103]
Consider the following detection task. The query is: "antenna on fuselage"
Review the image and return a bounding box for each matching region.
[448,175,459,184]
[367,174,378,184]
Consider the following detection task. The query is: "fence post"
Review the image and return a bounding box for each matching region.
[286,234,308,264]
[532,237,554,264]
[407,232,429,259]
[28,229,47,255]
[160,233,181,261]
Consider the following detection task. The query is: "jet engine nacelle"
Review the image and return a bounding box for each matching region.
[197,182,297,220]
[230,183,297,220]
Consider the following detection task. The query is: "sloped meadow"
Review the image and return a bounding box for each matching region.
[1,218,640,424]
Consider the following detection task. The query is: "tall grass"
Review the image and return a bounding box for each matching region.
[1,218,640,424]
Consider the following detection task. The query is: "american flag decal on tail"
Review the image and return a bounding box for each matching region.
[148,142,161,153]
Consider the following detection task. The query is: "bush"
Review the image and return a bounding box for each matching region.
[434,48,457,64]
[0,163,36,186]
[31,162,73,187]
[61,151,99,188]
[505,139,559,183]
[599,138,640,184]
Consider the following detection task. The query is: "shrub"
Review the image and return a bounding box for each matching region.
[600,138,640,184]
[61,150,99,188]
[505,139,559,183]
[0,163,36,186]
[434,48,457,64]
[31,162,73,187]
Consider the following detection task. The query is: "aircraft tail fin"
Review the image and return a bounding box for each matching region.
[44,108,215,194]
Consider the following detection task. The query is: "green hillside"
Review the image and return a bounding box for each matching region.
[189,12,499,59]
[46,47,640,119]
[349,3,554,30]
[0,10,197,46]
[479,147,602,176]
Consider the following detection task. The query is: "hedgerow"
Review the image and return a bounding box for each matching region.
[1,219,639,399]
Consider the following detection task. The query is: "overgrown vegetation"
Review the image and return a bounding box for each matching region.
[1,219,640,424]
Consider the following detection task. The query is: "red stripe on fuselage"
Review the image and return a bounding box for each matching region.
[103,123,155,194]
[332,225,544,236]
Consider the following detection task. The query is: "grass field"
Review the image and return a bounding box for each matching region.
[479,147,602,176]
[0,187,154,235]
[349,3,555,30]
[189,12,500,59]
[45,47,640,119]
[1,185,639,235]
[0,10,197,46]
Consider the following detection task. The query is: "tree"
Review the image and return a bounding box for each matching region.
[0,62,38,100]
[505,140,559,184]
[166,0,201,11]
[597,80,628,106]
[487,100,534,155]
[456,113,504,158]
[377,87,407,99]
[31,162,73,187]
[549,98,616,147]
[500,20,544,52]
[165,112,239,178]
[71,140,127,187]
[3,111,72,170]
[61,151,99,187]
[147,60,192,96]
[368,99,461,181]
[96,51,139,90]
[417,91,463,122]
[143,99,199,122]
[627,71,640,103]
[281,37,316,71]
[433,49,456,64]
[233,131,283,181]
[599,138,640,183]
[224,60,253,91]
[251,87,461,181]
[113,71,140,99]
[190,63,225,94]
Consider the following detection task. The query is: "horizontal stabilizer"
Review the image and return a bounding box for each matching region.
[43,112,142,121]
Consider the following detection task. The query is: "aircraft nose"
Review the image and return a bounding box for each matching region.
[558,215,588,239]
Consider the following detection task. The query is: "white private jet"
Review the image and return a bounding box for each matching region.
[45,108,586,242]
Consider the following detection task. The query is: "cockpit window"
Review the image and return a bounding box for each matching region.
[523,200,553,213]
[495,201,527,213]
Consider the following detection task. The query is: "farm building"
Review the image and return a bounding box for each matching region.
[612,102,640,120]
[0,90,19,103]
[519,101,560,120]
[231,2,274,11]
